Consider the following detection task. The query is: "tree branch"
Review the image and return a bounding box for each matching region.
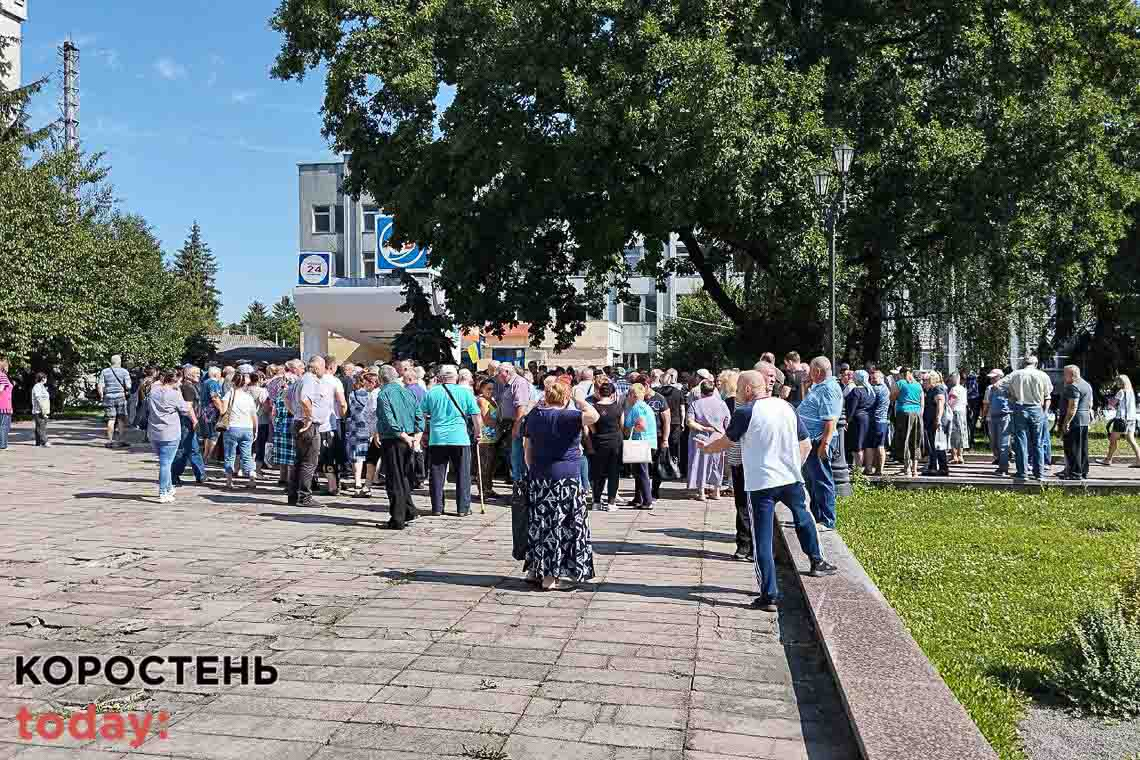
[675,228,748,326]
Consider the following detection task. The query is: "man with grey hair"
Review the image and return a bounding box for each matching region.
[458,368,474,388]
[1059,364,1093,480]
[999,356,1053,480]
[797,357,844,529]
[97,354,132,448]
[172,365,208,486]
[287,355,330,506]
[376,363,423,528]
[418,364,481,515]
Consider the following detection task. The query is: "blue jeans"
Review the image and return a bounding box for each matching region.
[153,440,179,496]
[224,427,255,475]
[172,415,207,484]
[1011,404,1045,477]
[0,412,10,449]
[578,456,590,491]
[1039,413,1052,466]
[749,482,822,603]
[803,437,838,528]
[989,415,1011,473]
[510,436,527,483]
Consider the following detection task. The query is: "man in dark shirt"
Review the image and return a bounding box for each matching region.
[1059,365,1093,480]
[782,351,806,407]
[172,365,207,486]
[656,377,684,473]
[639,378,671,499]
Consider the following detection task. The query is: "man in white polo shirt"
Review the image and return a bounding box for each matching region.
[700,366,836,612]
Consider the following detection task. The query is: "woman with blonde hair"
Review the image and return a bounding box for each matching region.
[624,383,658,508]
[1102,374,1140,467]
[524,381,599,590]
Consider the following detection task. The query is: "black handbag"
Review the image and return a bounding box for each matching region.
[442,383,480,446]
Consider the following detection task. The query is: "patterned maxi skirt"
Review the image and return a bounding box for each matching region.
[526,477,595,582]
[271,395,296,466]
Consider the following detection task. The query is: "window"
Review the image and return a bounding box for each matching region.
[622,296,645,324]
[362,205,380,233]
[312,205,332,234]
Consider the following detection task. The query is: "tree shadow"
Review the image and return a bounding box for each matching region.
[639,527,736,543]
[73,492,151,501]
[258,512,385,528]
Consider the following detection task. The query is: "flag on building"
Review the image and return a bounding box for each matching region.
[466,339,481,365]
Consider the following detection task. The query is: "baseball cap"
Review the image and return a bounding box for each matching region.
[238,363,255,374]
[890,367,902,374]
[696,368,713,381]
[988,368,1004,378]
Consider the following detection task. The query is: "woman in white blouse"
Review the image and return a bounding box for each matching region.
[1103,374,1140,467]
[220,372,260,489]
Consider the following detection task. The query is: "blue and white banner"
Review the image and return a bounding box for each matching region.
[297,252,332,286]
[376,215,429,271]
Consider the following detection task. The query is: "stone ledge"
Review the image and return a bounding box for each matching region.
[775,506,998,760]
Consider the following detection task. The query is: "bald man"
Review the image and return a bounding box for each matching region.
[700,367,836,612]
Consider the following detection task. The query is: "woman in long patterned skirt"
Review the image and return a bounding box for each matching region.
[346,371,380,497]
[523,381,600,591]
[270,373,298,486]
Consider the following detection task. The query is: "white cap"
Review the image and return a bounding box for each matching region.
[988,368,1004,378]
[696,368,713,381]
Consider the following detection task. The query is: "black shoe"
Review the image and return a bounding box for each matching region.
[287,497,298,505]
[993,469,1008,477]
[381,521,405,530]
[732,552,749,562]
[406,510,418,522]
[750,597,778,612]
[810,559,838,577]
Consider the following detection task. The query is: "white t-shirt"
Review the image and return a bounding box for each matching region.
[320,374,344,432]
[725,397,808,492]
[226,389,259,430]
[948,384,967,412]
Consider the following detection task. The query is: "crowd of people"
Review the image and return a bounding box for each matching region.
[3,349,1138,610]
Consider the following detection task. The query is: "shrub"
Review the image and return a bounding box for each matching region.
[1121,552,1140,625]
[1051,602,1140,717]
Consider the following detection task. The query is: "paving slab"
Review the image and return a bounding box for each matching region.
[0,419,855,758]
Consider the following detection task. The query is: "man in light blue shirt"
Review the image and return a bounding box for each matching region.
[798,357,844,529]
[419,365,481,516]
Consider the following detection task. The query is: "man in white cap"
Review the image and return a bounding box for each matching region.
[998,357,1053,480]
[981,369,1012,475]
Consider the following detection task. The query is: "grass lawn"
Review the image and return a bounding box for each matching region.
[840,484,1140,760]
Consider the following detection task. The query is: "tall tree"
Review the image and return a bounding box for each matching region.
[241,300,272,340]
[173,221,222,329]
[271,0,1140,366]
[270,295,301,347]
[390,273,455,364]
[0,36,52,151]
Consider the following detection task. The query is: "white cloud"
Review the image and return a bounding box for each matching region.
[230,90,257,104]
[91,48,121,71]
[154,57,187,80]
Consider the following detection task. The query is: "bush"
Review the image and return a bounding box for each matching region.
[1121,552,1140,625]
[1051,602,1140,717]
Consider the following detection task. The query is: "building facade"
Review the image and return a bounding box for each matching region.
[0,0,28,91]
[294,158,707,367]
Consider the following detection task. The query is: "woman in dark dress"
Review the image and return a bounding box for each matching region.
[922,371,950,476]
[523,382,600,590]
[844,370,875,473]
[586,381,623,511]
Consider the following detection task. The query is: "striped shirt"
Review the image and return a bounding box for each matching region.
[99,367,132,403]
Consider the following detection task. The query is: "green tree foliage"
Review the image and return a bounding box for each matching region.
[0,66,216,404]
[172,221,222,329]
[655,292,736,371]
[270,0,1140,365]
[390,273,455,364]
[241,300,272,340]
[271,295,301,348]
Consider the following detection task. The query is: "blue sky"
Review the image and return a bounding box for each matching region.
[22,1,345,323]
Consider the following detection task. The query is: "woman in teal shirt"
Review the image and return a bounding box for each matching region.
[419,366,481,515]
[891,369,924,477]
[623,384,658,508]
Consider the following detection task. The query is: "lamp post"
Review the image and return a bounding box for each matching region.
[812,143,855,498]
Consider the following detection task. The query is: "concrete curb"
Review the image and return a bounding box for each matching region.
[775,506,999,760]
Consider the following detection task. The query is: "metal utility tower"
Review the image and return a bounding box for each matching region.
[60,39,79,150]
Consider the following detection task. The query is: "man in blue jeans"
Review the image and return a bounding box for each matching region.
[172,366,207,485]
[797,357,844,529]
[700,367,836,612]
[999,356,1053,480]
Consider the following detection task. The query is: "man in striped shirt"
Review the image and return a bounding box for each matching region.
[97,355,133,449]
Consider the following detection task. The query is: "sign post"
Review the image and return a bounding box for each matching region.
[297,252,332,287]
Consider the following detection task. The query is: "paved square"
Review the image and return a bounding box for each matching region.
[0,420,856,759]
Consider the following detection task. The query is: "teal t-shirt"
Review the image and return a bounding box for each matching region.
[896,379,923,414]
[420,384,480,446]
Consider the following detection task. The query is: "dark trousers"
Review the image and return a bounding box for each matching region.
[730,464,752,557]
[590,446,621,503]
[967,399,981,447]
[429,445,472,514]
[668,431,681,472]
[33,413,48,446]
[1063,424,1089,479]
[172,415,207,484]
[632,462,653,506]
[289,422,321,503]
[494,420,515,480]
[254,423,270,466]
[651,445,664,499]
[381,439,417,527]
[679,428,690,478]
[924,423,949,474]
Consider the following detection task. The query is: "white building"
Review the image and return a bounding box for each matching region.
[0,0,28,91]
[293,157,707,368]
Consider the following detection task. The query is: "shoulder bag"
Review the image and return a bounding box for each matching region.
[442,384,479,446]
[215,388,236,432]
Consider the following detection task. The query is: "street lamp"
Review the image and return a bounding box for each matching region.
[811,143,856,498]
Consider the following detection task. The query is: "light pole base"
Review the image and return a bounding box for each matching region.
[833,414,853,498]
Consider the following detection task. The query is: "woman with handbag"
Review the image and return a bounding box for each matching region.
[686,380,731,500]
[475,379,502,500]
[588,381,624,511]
[922,371,951,476]
[623,383,658,509]
[523,382,599,590]
[221,372,259,490]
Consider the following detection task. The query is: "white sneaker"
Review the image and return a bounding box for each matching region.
[158,492,175,504]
